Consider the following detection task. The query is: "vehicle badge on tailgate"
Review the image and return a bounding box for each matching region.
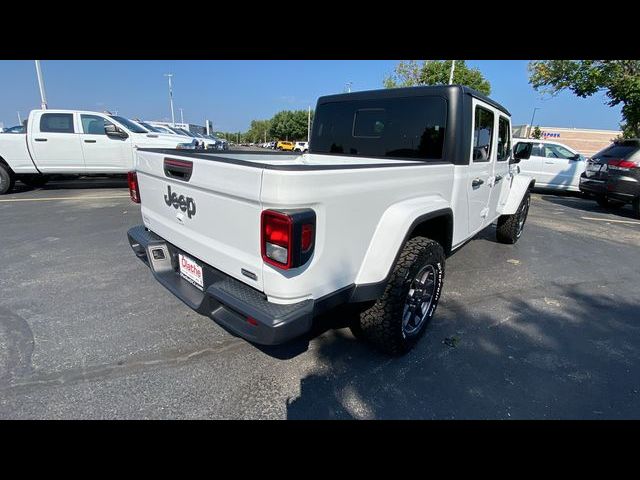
[164,185,196,219]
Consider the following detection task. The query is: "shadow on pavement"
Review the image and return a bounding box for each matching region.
[285,282,640,419]
[539,194,638,220]
[12,175,128,194]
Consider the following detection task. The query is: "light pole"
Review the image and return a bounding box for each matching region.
[17,111,22,125]
[164,73,175,126]
[307,105,311,142]
[529,107,541,138]
[448,60,456,85]
[34,60,48,109]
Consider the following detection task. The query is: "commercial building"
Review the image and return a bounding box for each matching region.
[513,125,621,157]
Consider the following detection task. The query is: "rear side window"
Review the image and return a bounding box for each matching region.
[497,116,510,161]
[472,106,494,162]
[40,113,74,133]
[311,96,447,160]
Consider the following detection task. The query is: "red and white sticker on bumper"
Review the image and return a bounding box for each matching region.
[179,253,204,291]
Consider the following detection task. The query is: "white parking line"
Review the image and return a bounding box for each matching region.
[0,195,130,203]
[580,216,640,225]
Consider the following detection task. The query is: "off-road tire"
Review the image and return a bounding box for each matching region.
[496,191,531,244]
[20,174,49,188]
[0,162,15,195]
[355,237,445,355]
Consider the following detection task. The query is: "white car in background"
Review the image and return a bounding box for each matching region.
[293,141,309,152]
[512,138,587,192]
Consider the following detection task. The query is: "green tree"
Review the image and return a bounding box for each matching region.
[268,109,313,141]
[531,126,542,139]
[528,60,640,138]
[246,119,272,143]
[384,60,491,95]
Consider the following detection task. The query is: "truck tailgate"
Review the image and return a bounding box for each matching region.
[136,150,265,291]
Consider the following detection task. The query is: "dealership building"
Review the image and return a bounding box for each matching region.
[513,125,621,157]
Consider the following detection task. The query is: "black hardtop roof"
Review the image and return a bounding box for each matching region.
[317,84,511,116]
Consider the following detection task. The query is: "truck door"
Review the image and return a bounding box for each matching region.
[79,114,132,172]
[29,112,85,173]
[467,100,497,234]
[540,142,584,189]
[487,115,512,221]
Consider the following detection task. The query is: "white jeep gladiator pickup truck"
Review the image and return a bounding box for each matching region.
[0,109,198,194]
[127,85,534,354]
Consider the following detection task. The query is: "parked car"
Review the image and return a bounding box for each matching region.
[276,141,294,151]
[0,109,198,194]
[293,141,309,152]
[131,120,195,145]
[512,138,586,192]
[145,123,177,135]
[1,125,25,134]
[126,85,534,355]
[579,138,640,217]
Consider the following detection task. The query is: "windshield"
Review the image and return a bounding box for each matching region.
[168,127,191,137]
[138,122,163,133]
[109,115,148,133]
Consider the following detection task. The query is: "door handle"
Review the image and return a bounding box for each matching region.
[544,161,554,164]
[84,139,97,143]
[34,138,48,142]
[472,178,484,188]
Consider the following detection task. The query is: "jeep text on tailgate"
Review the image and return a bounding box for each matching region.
[127,85,534,355]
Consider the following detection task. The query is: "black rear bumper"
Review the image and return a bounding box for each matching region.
[579,172,640,203]
[127,225,320,345]
[579,175,606,196]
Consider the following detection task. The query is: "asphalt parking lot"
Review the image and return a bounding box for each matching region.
[1,176,639,419]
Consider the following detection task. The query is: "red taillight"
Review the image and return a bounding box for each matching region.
[262,210,293,269]
[609,159,639,170]
[261,209,316,270]
[128,171,140,203]
[301,224,314,252]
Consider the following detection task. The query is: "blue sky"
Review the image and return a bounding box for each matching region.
[0,60,623,132]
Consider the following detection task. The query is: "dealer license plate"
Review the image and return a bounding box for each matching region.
[179,253,204,291]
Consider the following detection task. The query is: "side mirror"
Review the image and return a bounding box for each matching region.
[105,124,128,139]
[511,142,532,164]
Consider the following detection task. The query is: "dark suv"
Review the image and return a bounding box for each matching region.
[579,139,640,218]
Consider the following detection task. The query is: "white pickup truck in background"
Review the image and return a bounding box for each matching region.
[0,109,198,194]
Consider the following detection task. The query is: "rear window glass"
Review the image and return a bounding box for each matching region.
[593,142,640,160]
[311,96,447,160]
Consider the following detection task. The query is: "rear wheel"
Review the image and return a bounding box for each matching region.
[0,163,15,195]
[355,237,445,355]
[496,191,531,244]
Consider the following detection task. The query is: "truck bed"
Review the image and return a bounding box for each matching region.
[135,148,454,303]
[137,148,427,169]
